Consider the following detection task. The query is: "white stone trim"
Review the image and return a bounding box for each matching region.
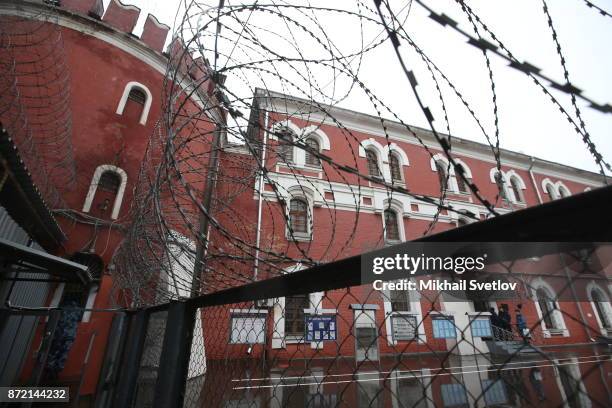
[555,181,571,197]
[381,198,406,243]
[259,94,605,187]
[453,159,473,179]
[301,125,331,150]
[116,81,153,125]
[82,164,128,219]
[269,119,301,140]
[271,264,326,349]
[383,143,410,166]
[541,178,557,198]
[382,279,426,345]
[531,278,569,337]
[586,281,612,336]
[284,185,314,241]
[432,155,459,192]
[358,138,386,159]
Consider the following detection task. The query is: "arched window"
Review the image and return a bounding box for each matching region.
[536,288,558,329]
[128,88,146,105]
[545,183,557,200]
[82,165,127,220]
[277,128,294,163]
[494,172,507,199]
[289,198,308,234]
[591,289,611,329]
[366,149,381,177]
[98,170,121,192]
[304,137,321,166]
[558,186,570,198]
[384,209,400,242]
[116,81,152,125]
[389,152,402,181]
[509,177,523,202]
[435,161,448,191]
[455,164,469,194]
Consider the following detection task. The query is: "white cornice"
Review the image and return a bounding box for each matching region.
[256,90,606,187]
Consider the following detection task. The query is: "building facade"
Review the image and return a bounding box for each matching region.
[0,0,219,401]
[205,89,611,364]
[0,1,610,405]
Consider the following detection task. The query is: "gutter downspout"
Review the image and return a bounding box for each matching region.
[190,121,224,297]
[253,110,269,282]
[528,156,543,204]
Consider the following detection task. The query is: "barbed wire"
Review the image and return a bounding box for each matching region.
[108,0,611,307]
[583,0,612,19]
[0,5,76,201]
[0,4,73,209]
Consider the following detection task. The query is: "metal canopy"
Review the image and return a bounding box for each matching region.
[0,238,91,284]
[0,126,66,249]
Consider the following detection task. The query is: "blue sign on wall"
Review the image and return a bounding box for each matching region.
[305,315,337,341]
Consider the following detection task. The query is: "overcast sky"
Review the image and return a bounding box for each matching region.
[107,0,611,175]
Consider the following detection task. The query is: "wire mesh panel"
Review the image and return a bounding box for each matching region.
[101,1,612,407]
[170,244,611,408]
[133,310,168,408]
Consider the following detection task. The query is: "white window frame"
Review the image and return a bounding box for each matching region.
[531,278,569,337]
[453,159,473,195]
[556,181,571,198]
[285,187,314,241]
[269,121,331,169]
[431,154,472,193]
[271,264,333,349]
[381,199,406,244]
[586,281,612,336]
[505,170,527,203]
[82,164,128,219]
[382,279,427,345]
[115,81,153,125]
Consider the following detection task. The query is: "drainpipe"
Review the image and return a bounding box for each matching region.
[190,119,224,297]
[528,156,543,204]
[253,110,269,281]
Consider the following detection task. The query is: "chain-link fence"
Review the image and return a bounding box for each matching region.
[106,241,611,408]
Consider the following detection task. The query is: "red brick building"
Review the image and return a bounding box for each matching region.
[0,1,610,406]
[0,0,219,400]
[204,89,610,364]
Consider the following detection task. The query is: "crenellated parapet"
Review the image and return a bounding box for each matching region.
[102,0,140,34]
[141,13,169,52]
[58,0,170,54]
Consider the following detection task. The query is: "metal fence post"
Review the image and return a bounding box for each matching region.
[113,310,148,408]
[153,301,196,408]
